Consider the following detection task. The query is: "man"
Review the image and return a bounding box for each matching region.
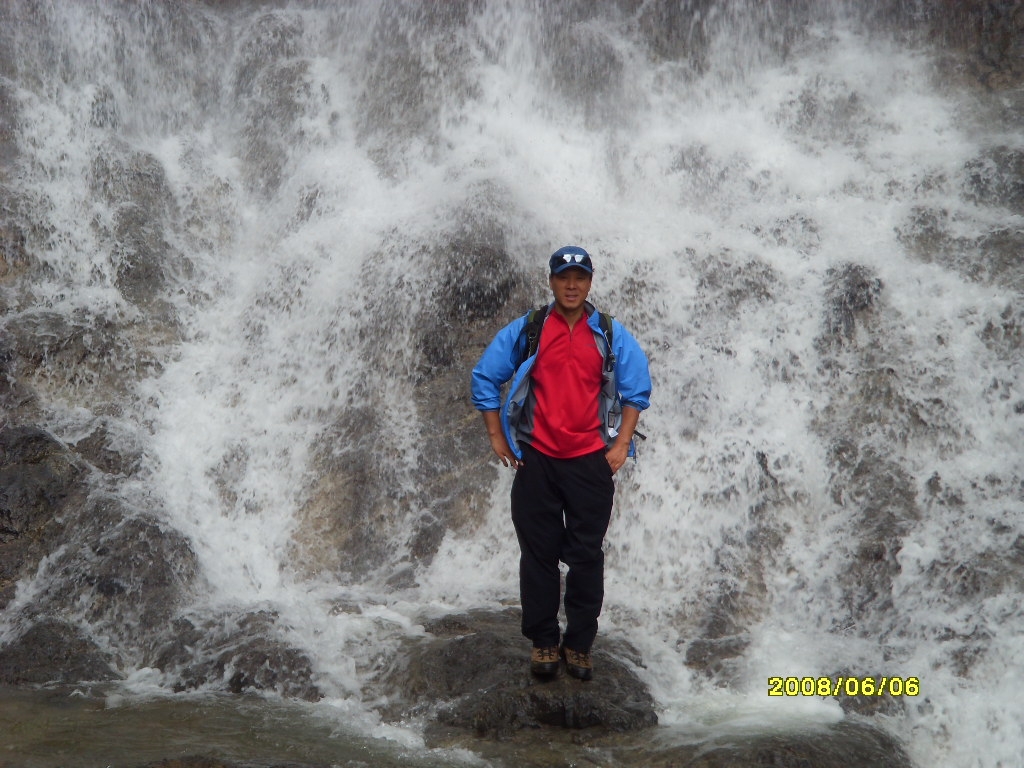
[471,245,652,680]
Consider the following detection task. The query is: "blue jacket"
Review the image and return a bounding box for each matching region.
[471,303,652,460]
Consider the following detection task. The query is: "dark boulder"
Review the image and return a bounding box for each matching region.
[821,263,883,343]
[0,618,116,684]
[964,145,1024,213]
[90,142,185,307]
[219,638,322,702]
[381,609,657,739]
[0,425,86,608]
[0,425,201,682]
[380,613,915,767]
[36,499,200,634]
[152,611,322,702]
[0,424,84,542]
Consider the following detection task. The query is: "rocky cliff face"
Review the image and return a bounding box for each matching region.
[1,1,1022,765]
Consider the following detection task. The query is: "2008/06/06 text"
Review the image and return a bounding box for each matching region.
[768,676,920,697]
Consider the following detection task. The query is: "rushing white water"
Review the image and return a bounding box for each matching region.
[3,2,1023,766]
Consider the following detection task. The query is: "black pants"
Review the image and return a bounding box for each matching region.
[511,443,615,651]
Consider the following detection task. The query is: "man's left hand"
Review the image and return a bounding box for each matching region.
[605,442,629,474]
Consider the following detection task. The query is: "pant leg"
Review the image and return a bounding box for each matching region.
[510,444,565,648]
[559,449,615,652]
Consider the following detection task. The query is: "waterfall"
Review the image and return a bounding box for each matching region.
[1,1,1022,766]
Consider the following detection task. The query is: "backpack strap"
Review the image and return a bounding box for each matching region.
[597,311,616,372]
[519,305,550,365]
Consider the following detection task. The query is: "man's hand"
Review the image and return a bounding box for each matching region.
[605,441,629,474]
[489,433,522,469]
[605,405,642,474]
[482,411,522,469]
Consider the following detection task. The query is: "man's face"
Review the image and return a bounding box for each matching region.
[549,267,592,314]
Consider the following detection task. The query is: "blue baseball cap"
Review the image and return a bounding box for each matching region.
[549,245,593,275]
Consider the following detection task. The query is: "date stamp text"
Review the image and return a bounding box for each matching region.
[768,676,920,697]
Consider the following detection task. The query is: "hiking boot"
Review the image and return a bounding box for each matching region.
[561,645,593,681]
[530,646,560,677]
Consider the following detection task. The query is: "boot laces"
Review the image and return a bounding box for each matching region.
[564,647,591,666]
[534,646,558,662]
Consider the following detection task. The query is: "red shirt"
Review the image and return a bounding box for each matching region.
[527,310,606,459]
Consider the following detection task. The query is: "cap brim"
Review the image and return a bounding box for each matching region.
[551,263,593,275]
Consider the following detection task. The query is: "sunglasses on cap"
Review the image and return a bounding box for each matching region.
[549,247,593,275]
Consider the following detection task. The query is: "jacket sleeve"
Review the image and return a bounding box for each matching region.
[471,315,528,411]
[611,319,652,411]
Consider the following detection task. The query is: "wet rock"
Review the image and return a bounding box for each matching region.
[639,0,820,73]
[35,500,200,634]
[408,229,531,565]
[981,304,1024,359]
[824,447,920,630]
[834,675,908,718]
[69,418,143,478]
[220,638,321,701]
[141,760,333,768]
[152,611,322,702]
[682,449,790,685]
[240,58,316,198]
[897,205,956,260]
[0,426,198,668]
[545,11,631,122]
[417,218,529,376]
[432,234,523,326]
[0,79,17,172]
[356,1,479,174]
[695,252,778,314]
[0,618,117,684]
[645,719,911,768]
[382,609,657,739]
[0,310,166,415]
[964,145,1024,214]
[0,220,28,285]
[233,12,304,100]
[389,616,913,767]
[817,362,960,452]
[899,201,1024,291]
[972,227,1024,291]
[0,424,84,543]
[638,0,716,69]
[753,212,822,254]
[684,634,750,678]
[923,0,1024,88]
[291,221,531,577]
[0,425,86,609]
[90,143,183,306]
[670,146,753,210]
[777,77,879,150]
[89,84,120,130]
[821,263,883,343]
[291,407,405,577]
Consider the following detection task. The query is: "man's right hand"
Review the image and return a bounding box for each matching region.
[489,434,522,468]
[482,411,522,469]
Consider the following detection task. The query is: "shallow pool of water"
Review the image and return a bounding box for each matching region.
[0,686,469,768]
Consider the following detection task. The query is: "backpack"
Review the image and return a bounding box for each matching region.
[516,305,647,443]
